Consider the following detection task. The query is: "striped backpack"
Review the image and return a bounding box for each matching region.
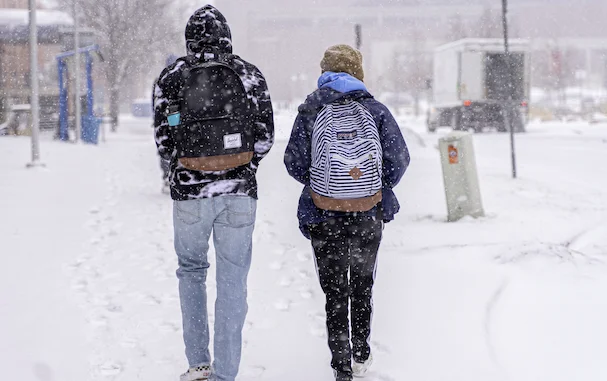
[310,100,383,212]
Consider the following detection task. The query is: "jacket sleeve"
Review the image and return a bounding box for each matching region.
[249,69,275,168]
[153,72,174,161]
[284,109,313,185]
[377,104,410,189]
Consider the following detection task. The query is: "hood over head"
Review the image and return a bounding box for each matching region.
[318,71,368,93]
[185,5,232,56]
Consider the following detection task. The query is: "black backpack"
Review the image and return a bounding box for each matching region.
[174,54,255,171]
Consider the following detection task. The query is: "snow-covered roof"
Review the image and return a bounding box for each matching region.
[435,38,531,53]
[39,0,58,8]
[10,104,32,111]
[0,8,73,27]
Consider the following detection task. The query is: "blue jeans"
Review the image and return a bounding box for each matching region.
[173,195,257,381]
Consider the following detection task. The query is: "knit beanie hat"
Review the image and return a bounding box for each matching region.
[320,44,364,82]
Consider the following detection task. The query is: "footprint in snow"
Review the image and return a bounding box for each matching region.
[241,365,266,378]
[88,315,109,328]
[309,324,326,338]
[86,219,101,228]
[143,259,164,272]
[140,294,162,306]
[151,268,172,281]
[364,371,395,381]
[120,337,138,349]
[308,312,326,338]
[299,288,314,299]
[72,278,88,292]
[371,340,391,354]
[269,261,283,271]
[278,277,294,288]
[309,311,325,322]
[91,295,112,308]
[297,269,313,279]
[152,242,168,253]
[243,321,253,332]
[97,361,123,377]
[105,303,123,314]
[158,321,180,333]
[274,299,291,312]
[271,248,287,257]
[296,251,312,262]
[66,255,90,271]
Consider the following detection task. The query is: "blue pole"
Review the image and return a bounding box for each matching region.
[56,44,100,143]
[55,44,100,59]
[86,52,94,118]
[57,57,69,141]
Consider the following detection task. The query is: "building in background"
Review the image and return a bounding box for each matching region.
[217,0,607,105]
[0,0,98,129]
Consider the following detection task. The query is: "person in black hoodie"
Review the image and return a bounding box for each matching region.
[284,45,410,381]
[153,5,274,381]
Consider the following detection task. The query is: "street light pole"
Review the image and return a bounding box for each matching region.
[27,0,42,168]
[502,0,517,179]
[73,0,81,143]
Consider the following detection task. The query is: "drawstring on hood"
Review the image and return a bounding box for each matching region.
[185,5,233,56]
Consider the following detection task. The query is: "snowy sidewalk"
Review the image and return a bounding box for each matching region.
[1,117,607,381]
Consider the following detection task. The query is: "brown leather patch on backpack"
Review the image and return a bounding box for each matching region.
[310,189,382,212]
[179,152,254,171]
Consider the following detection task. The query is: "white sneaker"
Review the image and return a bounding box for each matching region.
[180,365,211,381]
[352,353,373,378]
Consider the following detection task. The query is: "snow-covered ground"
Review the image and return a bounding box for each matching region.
[1,114,607,381]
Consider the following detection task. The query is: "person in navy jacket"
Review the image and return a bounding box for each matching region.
[284,45,410,381]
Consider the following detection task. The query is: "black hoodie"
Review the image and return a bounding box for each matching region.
[153,5,274,201]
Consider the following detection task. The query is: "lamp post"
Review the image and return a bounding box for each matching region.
[355,24,362,50]
[502,0,517,179]
[27,0,43,168]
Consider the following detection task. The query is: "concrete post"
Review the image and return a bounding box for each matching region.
[439,131,484,222]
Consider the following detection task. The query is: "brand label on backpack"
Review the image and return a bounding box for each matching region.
[224,133,243,149]
[337,131,357,140]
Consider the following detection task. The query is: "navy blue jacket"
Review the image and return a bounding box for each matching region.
[284,79,410,238]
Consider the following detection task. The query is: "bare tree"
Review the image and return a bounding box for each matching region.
[447,14,468,41]
[477,7,502,38]
[386,32,431,117]
[404,28,431,117]
[55,0,179,131]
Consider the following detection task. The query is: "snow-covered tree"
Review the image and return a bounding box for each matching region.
[447,14,468,41]
[55,0,179,131]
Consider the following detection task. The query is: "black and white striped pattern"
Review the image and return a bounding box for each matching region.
[310,101,382,199]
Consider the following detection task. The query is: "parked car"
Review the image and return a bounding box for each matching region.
[0,104,32,136]
[131,99,153,118]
